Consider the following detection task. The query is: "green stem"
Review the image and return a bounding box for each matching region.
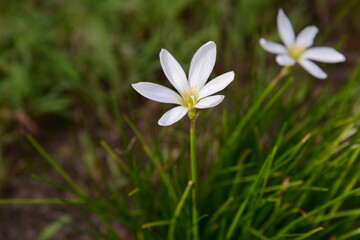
[190,119,199,240]
[271,66,291,85]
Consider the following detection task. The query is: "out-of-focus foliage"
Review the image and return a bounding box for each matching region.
[0,0,359,239]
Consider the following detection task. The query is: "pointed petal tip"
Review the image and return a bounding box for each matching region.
[259,38,269,48]
[204,40,216,46]
[334,54,346,63]
[158,120,170,127]
[309,25,319,31]
[228,71,235,80]
[159,48,166,54]
[159,48,170,57]
[203,41,217,51]
[159,49,164,58]
[131,82,146,91]
[158,117,168,126]
[157,120,167,127]
[131,82,139,89]
[277,9,288,23]
[316,71,328,79]
[305,25,319,35]
[338,53,346,62]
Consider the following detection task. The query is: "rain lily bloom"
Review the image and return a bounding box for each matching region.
[132,41,235,126]
[260,8,345,79]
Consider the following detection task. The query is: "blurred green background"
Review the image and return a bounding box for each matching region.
[0,0,359,239]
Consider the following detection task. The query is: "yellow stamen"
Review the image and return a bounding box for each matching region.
[179,85,198,110]
[288,45,306,60]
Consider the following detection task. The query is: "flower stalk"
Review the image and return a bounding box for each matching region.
[271,66,291,85]
[190,118,199,240]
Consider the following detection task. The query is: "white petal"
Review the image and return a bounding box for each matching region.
[302,47,346,63]
[295,26,318,48]
[276,54,296,66]
[198,71,235,99]
[194,95,224,109]
[259,38,287,54]
[277,8,295,48]
[188,41,217,90]
[158,106,188,126]
[132,82,182,104]
[299,59,327,79]
[160,49,188,94]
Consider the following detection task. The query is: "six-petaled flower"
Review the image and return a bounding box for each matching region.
[132,41,235,126]
[260,8,345,79]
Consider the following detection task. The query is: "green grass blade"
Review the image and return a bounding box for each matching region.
[123,115,177,202]
[338,227,360,240]
[142,220,171,229]
[101,140,132,175]
[226,145,278,239]
[225,67,290,148]
[26,135,83,194]
[168,180,194,240]
[293,227,324,240]
[37,215,72,240]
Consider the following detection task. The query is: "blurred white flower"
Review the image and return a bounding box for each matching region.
[260,8,345,79]
[132,41,235,126]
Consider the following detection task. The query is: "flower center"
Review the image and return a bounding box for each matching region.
[288,45,306,60]
[179,85,198,109]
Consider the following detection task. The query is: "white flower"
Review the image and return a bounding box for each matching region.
[132,41,235,126]
[260,8,345,79]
